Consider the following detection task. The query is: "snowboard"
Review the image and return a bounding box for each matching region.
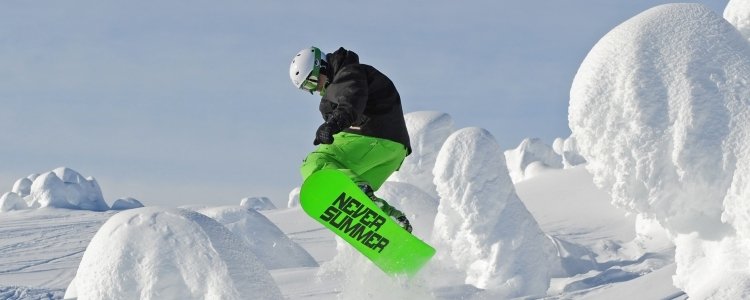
[299,169,436,277]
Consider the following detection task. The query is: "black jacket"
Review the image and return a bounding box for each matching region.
[320,47,411,154]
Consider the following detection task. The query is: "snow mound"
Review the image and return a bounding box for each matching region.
[432,127,558,298]
[66,207,282,300]
[193,205,318,270]
[0,192,27,212]
[240,196,276,210]
[504,138,563,182]
[389,111,455,198]
[110,197,144,210]
[570,3,750,298]
[725,0,750,41]
[24,167,109,211]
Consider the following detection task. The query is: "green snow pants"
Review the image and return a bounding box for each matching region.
[300,132,407,191]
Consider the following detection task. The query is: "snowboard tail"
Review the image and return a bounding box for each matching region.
[300,169,435,277]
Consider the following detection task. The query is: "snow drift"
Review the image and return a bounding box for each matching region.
[570,3,750,298]
[432,127,558,298]
[65,207,282,300]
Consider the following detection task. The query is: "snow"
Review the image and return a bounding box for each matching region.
[432,127,558,297]
[110,197,144,210]
[240,196,276,210]
[725,0,750,40]
[0,192,27,212]
[1,168,110,212]
[389,111,455,198]
[505,137,564,183]
[570,3,750,298]
[65,207,283,300]
[553,136,587,168]
[11,177,33,196]
[190,205,318,270]
[3,1,750,299]
[287,187,301,208]
[29,168,109,211]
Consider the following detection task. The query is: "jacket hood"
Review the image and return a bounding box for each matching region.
[326,47,360,76]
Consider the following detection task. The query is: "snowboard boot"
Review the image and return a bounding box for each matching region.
[358,184,413,233]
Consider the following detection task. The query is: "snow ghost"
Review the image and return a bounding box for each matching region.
[432,127,557,298]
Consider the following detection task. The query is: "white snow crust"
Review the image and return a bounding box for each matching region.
[570,3,750,298]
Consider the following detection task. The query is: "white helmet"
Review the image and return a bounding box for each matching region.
[289,47,326,94]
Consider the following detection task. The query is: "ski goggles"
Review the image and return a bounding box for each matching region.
[301,74,319,94]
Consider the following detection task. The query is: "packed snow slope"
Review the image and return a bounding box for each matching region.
[570,3,750,299]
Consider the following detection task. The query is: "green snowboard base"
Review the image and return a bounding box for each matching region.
[300,169,436,277]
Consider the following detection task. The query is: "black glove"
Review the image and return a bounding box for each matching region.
[313,122,341,145]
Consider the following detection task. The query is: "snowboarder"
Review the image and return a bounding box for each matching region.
[290,46,413,233]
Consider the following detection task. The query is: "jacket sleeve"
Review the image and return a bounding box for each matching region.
[324,64,368,129]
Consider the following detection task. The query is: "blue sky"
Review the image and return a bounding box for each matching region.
[0,1,729,207]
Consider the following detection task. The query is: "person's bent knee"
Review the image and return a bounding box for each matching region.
[300,151,341,181]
